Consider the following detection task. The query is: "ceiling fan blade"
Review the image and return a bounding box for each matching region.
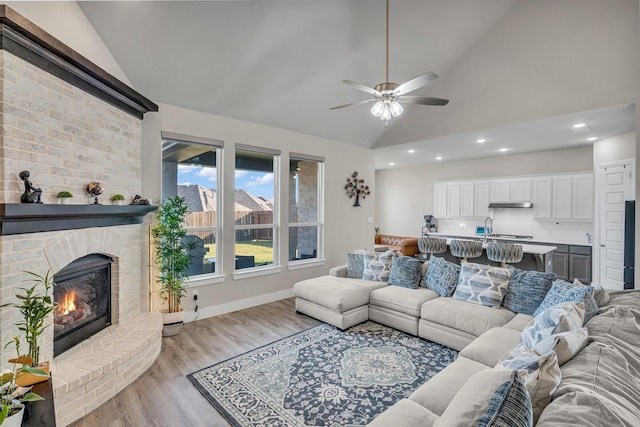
[398,96,449,106]
[329,99,376,110]
[394,72,439,95]
[341,80,382,97]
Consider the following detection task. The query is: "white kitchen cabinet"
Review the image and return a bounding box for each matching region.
[434,183,447,217]
[552,176,573,219]
[572,174,593,220]
[490,179,511,202]
[474,181,490,218]
[460,182,475,217]
[533,177,552,219]
[447,183,461,217]
[510,177,532,202]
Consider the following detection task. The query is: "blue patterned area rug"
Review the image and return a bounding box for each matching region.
[187,321,458,426]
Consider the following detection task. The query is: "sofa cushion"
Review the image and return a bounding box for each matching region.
[435,369,533,427]
[346,251,365,278]
[459,327,522,368]
[502,313,534,331]
[534,279,598,324]
[421,298,515,338]
[363,249,397,281]
[546,341,640,424]
[293,276,381,312]
[575,278,610,307]
[453,262,512,308]
[499,347,561,423]
[423,256,461,297]
[369,286,439,317]
[367,399,439,427]
[388,256,423,289]
[520,302,585,349]
[410,357,488,417]
[533,327,588,366]
[502,268,555,315]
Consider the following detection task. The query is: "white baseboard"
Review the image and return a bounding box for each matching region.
[183,288,294,323]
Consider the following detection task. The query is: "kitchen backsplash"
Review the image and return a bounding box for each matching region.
[436,209,593,245]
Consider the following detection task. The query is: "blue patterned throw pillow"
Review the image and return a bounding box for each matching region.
[363,250,397,281]
[453,262,512,308]
[476,370,533,427]
[423,256,461,296]
[533,279,598,324]
[520,302,585,349]
[502,269,555,315]
[388,256,423,289]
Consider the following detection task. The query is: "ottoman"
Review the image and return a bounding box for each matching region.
[294,275,386,329]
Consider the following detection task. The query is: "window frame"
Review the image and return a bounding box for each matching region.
[233,144,281,272]
[287,152,325,266]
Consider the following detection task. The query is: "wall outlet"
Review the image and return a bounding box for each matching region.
[192,290,198,300]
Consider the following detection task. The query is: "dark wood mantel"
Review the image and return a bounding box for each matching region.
[0,204,157,235]
[0,5,158,119]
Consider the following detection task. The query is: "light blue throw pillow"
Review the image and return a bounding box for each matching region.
[388,256,423,289]
[453,262,512,308]
[423,256,461,297]
[520,302,585,349]
[533,279,598,324]
[502,269,555,315]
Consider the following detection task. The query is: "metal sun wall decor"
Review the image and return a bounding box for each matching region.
[345,171,371,207]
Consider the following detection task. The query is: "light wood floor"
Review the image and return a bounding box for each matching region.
[70,298,320,427]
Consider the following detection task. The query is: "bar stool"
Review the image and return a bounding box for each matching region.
[450,239,483,263]
[417,236,447,260]
[486,242,524,268]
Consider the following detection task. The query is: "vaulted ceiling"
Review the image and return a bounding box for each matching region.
[78,1,638,163]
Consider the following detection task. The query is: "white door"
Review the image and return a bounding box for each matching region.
[599,164,632,289]
[434,183,447,217]
[572,174,594,220]
[447,183,461,217]
[474,181,490,218]
[460,182,475,217]
[552,176,573,219]
[490,179,510,202]
[510,177,532,202]
[533,177,552,219]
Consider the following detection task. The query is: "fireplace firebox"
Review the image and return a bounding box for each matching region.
[53,254,112,357]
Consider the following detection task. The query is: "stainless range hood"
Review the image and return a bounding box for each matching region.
[488,202,533,209]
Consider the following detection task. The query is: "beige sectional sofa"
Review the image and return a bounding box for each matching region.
[293,261,640,425]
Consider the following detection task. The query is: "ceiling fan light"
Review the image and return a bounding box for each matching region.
[380,103,392,121]
[370,101,385,118]
[389,100,403,117]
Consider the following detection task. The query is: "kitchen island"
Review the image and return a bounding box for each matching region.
[422,233,556,272]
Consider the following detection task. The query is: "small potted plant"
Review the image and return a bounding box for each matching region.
[151,196,195,337]
[55,191,73,205]
[0,336,47,426]
[110,194,125,206]
[1,271,55,386]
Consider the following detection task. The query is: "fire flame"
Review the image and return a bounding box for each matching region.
[56,291,77,316]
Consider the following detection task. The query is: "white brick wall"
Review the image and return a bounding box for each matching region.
[0,50,161,425]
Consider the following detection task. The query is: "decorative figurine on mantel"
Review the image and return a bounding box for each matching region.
[19,170,43,204]
[131,194,150,205]
[87,182,103,205]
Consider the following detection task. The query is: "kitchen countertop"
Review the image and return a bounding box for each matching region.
[424,232,591,248]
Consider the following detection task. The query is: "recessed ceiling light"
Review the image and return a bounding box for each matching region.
[587,137,598,142]
[572,123,587,129]
[435,156,443,160]
[476,138,486,143]
[388,162,395,166]
[407,149,415,154]
[498,148,509,152]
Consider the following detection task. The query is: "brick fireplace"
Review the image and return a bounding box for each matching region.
[0,6,160,426]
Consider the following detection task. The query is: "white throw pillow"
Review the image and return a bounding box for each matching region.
[533,327,589,366]
[453,261,512,308]
[520,302,585,349]
[362,249,397,281]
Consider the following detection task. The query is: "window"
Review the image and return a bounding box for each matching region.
[289,153,324,262]
[161,131,222,277]
[234,145,280,270]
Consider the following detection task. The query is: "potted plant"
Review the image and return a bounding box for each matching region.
[2,271,55,386]
[56,191,73,205]
[110,194,125,205]
[1,337,47,426]
[150,196,194,337]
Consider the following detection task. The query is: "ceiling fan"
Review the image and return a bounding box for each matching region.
[330,0,449,125]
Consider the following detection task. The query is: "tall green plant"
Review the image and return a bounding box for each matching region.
[151,196,194,313]
[1,271,55,366]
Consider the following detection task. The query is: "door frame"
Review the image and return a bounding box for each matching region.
[594,159,635,287]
